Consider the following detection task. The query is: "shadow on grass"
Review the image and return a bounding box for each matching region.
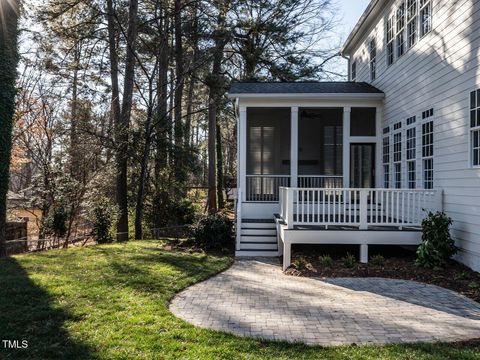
[0,257,95,360]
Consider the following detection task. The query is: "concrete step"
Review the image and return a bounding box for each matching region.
[241,228,277,236]
[235,250,279,257]
[240,235,277,243]
[240,242,278,250]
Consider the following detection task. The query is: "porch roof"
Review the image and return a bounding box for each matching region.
[228,82,384,99]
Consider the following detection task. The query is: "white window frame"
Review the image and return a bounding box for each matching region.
[393,129,402,189]
[406,118,417,189]
[383,134,391,188]
[420,0,432,38]
[421,115,434,189]
[396,2,406,58]
[386,16,395,66]
[407,0,417,48]
[470,89,480,168]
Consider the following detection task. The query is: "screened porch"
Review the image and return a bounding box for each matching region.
[245,106,378,202]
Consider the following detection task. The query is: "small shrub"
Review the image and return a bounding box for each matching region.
[370,255,385,267]
[89,198,118,244]
[342,253,356,268]
[293,257,308,270]
[318,255,333,268]
[416,211,457,268]
[454,271,470,281]
[468,281,480,290]
[191,214,233,251]
[42,206,68,238]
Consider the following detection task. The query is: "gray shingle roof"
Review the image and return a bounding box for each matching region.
[229,82,383,95]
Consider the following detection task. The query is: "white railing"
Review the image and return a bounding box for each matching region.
[246,175,343,202]
[298,176,343,188]
[246,175,290,202]
[279,187,443,230]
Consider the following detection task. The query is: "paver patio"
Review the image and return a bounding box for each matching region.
[169,258,480,346]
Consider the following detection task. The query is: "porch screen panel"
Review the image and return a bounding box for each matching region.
[246,108,291,175]
[298,108,343,176]
[350,108,376,136]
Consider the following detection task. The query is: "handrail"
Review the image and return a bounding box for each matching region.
[278,187,443,230]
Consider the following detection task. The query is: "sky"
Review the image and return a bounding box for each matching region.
[332,0,371,77]
[340,0,372,36]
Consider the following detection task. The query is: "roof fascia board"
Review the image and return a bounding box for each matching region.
[227,93,385,100]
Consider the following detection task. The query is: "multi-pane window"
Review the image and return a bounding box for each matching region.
[406,126,416,189]
[422,108,434,119]
[407,0,417,48]
[422,120,434,189]
[394,121,402,130]
[407,115,416,125]
[383,135,390,188]
[351,61,357,82]
[406,127,416,160]
[369,38,376,81]
[407,160,416,189]
[396,2,406,58]
[387,17,395,66]
[385,0,432,66]
[394,132,402,188]
[394,132,402,162]
[394,163,401,188]
[470,89,480,166]
[422,121,433,157]
[423,158,433,189]
[420,0,432,37]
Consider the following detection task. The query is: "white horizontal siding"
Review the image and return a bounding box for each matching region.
[349,0,480,271]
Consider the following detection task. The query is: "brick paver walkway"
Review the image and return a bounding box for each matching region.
[169,259,480,345]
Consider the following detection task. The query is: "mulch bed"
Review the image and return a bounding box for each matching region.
[285,245,480,303]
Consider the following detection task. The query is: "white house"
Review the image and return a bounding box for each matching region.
[228,0,480,272]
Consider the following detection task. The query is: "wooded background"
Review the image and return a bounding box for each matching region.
[1,0,344,251]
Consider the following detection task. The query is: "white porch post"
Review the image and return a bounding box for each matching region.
[375,106,383,189]
[291,107,299,188]
[343,107,351,188]
[239,106,247,202]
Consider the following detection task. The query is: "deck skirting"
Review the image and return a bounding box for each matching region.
[276,221,422,270]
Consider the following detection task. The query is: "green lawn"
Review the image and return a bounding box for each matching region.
[0,241,479,359]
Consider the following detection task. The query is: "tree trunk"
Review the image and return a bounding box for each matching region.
[207,91,217,213]
[0,0,20,257]
[69,43,81,180]
[216,123,224,209]
[207,2,229,213]
[153,9,170,229]
[106,0,139,242]
[185,3,199,147]
[135,85,154,240]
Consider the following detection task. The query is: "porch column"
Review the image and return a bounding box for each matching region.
[239,106,247,202]
[343,107,351,188]
[291,107,299,188]
[375,106,383,189]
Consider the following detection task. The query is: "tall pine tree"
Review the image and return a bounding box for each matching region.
[0,0,20,257]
